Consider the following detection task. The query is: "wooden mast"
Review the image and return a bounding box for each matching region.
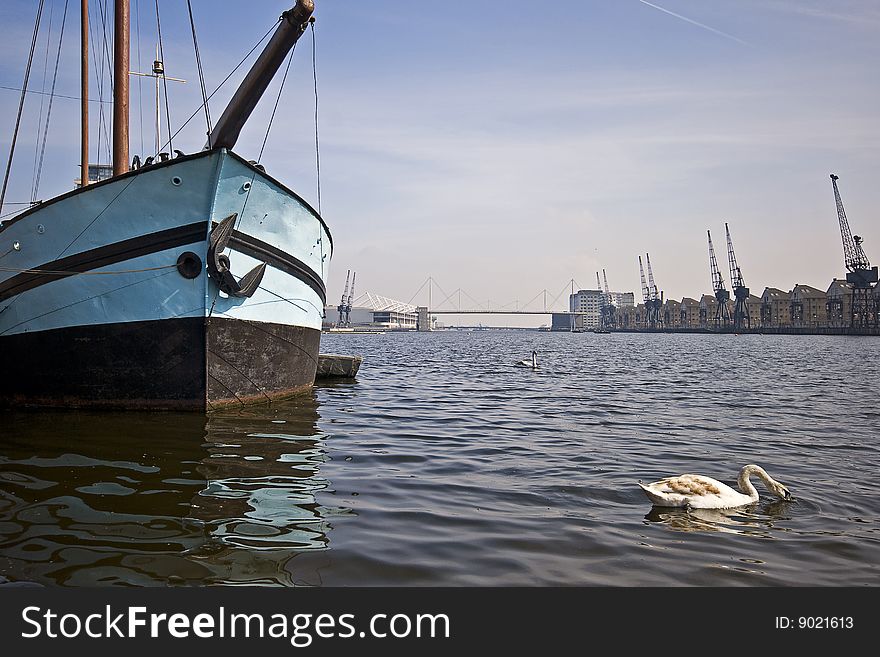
[80,0,89,186]
[112,0,129,175]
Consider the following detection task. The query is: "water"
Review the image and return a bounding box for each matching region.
[1,331,878,586]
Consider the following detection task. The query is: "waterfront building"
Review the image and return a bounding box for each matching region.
[790,284,827,328]
[569,289,602,329]
[617,304,633,329]
[634,303,648,329]
[322,294,419,330]
[760,287,789,327]
[416,307,432,331]
[663,299,681,329]
[826,279,853,328]
[617,303,642,329]
[680,297,700,329]
[375,308,418,330]
[699,294,718,329]
[746,294,763,329]
[323,305,375,328]
[561,276,871,333]
[610,292,635,308]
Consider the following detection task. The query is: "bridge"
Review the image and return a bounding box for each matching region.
[337,276,605,331]
[401,276,590,316]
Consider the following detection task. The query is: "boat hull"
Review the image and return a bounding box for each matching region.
[206,316,321,409]
[0,149,331,410]
[0,317,320,410]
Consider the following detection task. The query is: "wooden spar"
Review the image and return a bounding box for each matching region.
[207,0,314,150]
[80,0,89,186]
[112,0,129,175]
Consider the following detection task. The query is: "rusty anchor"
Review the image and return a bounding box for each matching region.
[207,213,267,298]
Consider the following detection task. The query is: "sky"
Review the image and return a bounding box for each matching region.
[1,0,878,327]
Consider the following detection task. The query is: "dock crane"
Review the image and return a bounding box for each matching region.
[725,223,750,330]
[638,255,658,329]
[603,268,616,329]
[831,174,878,329]
[707,230,731,329]
[337,270,350,326]
[596,272,607,329]
[645,253,663,329]
[343,272,356,328]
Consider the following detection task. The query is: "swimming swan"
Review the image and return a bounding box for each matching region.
[638,464,792,509]
[516,350,538,368]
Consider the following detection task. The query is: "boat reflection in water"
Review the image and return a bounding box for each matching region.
[0,394,350,586]
[643,500,794,537]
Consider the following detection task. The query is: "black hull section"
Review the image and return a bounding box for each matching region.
[0,318,319,411]
[206,317,320,409]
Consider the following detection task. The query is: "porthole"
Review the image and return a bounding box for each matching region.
[176,251,202,279]
[171,176,182,186]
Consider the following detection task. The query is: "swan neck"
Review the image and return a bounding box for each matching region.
[737,466,763,501]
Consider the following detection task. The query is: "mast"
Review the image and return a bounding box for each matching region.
[154,45,162,156]
[81,0,89,186]
[207,0,315,150]
[112,0,130,175]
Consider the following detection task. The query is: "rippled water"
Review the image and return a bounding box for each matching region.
[1,331,878,586]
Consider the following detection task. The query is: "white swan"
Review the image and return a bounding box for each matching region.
[638,464,792,509]
[516,350,538,369]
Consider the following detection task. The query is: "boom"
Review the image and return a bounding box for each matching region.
[725,222,750,330]
[639,256,650,305]
[707,230,731,328]
[831,174,870,272]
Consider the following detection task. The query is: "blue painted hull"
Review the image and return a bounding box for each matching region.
[0,149,331,410]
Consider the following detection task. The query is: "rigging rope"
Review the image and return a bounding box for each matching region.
[33,0,71,203]
[0,0,46,214]
[0,85,111,104]
[99,0,117,164]
[157,19,277,155]
[0,264,176,276]
[31,0,55,203]
[258,44,296,162]
[186,0,212,145]
[0,207,34,223]
[89,1,104,167]
[310,20,321,216]
[93,0,114,167]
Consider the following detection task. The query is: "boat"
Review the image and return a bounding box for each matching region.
[0,1,331,410]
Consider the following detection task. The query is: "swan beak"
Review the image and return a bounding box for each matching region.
[783,489,793,501]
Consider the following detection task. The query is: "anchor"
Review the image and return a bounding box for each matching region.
[207,213,267,298]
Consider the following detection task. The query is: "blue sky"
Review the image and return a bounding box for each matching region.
[1,1,878,325]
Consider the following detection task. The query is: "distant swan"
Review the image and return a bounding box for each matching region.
[516,350,538,369]
[638,464,792,509]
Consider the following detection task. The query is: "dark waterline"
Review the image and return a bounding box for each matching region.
[1,331,878,586]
